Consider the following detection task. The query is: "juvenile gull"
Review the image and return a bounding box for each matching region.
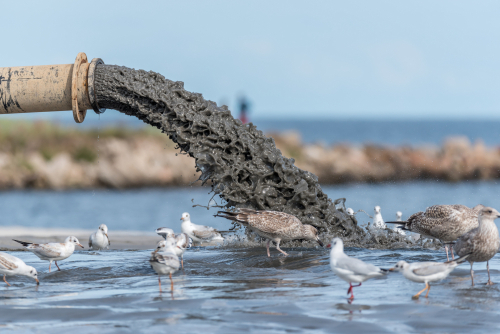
[13,237,84,272]
[155,227,193,268]
[390,254,470,299]
[0,252,39,286]
[216,208,323,257]
[150,238,180,293]
[372,206,386,229]
[454,206,500,286]
[386,205,480,260]
[329,238,388,300]
[180,212,224,244]
[89,224,110,250]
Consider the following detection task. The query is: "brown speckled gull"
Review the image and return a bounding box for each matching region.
[216,209,324,257]
[386,205,480,260]
[454,206,500,286]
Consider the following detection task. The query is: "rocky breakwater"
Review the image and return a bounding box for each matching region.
[0,121,498,190]
[274,132,500,184]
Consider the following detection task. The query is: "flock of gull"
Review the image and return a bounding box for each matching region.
[0,204,499,300]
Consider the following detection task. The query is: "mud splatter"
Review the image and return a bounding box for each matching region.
[94,65,411,247]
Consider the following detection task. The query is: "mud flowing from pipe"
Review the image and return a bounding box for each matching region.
[94,65,408,247]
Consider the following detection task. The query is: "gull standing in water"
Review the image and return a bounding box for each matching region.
[392,211,406,235]
[373,206,387,229]
[390,254,470,299]
[180,212,224,244]
[0,252,39,286]
[454,206,500,286]
[329,238,388,300]
[13,237,84,272]
[385,205,480,261]
[89,224,110,250]
[156,227,193,268]
[150,238,180,293]
[216,209,324,257]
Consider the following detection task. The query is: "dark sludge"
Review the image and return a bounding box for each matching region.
[94,64,415,248]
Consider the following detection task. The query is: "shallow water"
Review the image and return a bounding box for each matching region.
[1,180,499,232]
[1,247,499,333]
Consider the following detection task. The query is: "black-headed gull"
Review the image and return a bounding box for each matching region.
[0,252,39,286]
[390,254,470,299]
[329,238,387,300]
[454,206,500,286]
[150,238,180,293]
[372,206,386,229]
[89,224,110,250]
[216,208,323,257]
[180,212,223,244]
[13,236,84,272]
[155,227,193,268]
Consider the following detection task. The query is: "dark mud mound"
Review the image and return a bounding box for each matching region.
[94,65,411,248]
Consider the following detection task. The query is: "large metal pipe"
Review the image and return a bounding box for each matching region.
[0,52,105,123]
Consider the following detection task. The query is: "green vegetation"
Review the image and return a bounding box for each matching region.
[0,119,169,162]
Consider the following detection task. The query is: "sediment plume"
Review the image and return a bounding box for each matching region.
[93,64,378,246]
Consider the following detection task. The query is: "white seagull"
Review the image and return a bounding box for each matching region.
[89,224,110,250]
[346,208,355,216]
[393,211,406,235]
[155,227,193,268]
[0,252,39,286]
[373,206,387,229]
[13,237,84,272]
[329,238,388,300]
[390,254,470,299]
[150,238,180,293]
[180,212,223,244]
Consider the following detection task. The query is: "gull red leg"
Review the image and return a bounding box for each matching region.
[347,282,362,300]
[158,275,162,292]
[55,261,61,271]
[49,261,52,273]
[3,275,10,287]
[444,244,450,262]
[266,240,271,257]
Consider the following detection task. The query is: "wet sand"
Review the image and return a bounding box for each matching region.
[0,245,499,333]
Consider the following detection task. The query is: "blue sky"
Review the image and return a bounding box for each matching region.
[2,0,500,121]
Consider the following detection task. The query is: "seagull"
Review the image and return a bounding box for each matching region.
[454,206,500,286]
[385,205,480,261]
[329,238,388,300]
[0,252,39,286]
[155,227,193,268]
[346,208,355,216]
[216,209,324,257]
[89,224,110,250]
[13,237,84,272]
[393,211,406,235]
[372,206,387,229]
[180,212,223,244]
[389,254,470,299]
[150,238,180,293]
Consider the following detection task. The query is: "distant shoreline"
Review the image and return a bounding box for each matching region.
[0,120,498,190]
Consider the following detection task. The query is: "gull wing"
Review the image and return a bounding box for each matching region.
[192,228,219,239]
[175,233,192,249]
[0,253,18,271]
[336,255,384,276]
[412,263,451,276]
[245,211,301,235]
[150,251,180,269]
[29,244,62,258]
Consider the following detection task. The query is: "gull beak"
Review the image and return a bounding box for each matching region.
[326,244,331,248]
[78,243,84,249]
[180,217,183,221]
[106,233,110,245]
[35,279,40,285]
[388,268,395,271]
[316,238,324,247]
